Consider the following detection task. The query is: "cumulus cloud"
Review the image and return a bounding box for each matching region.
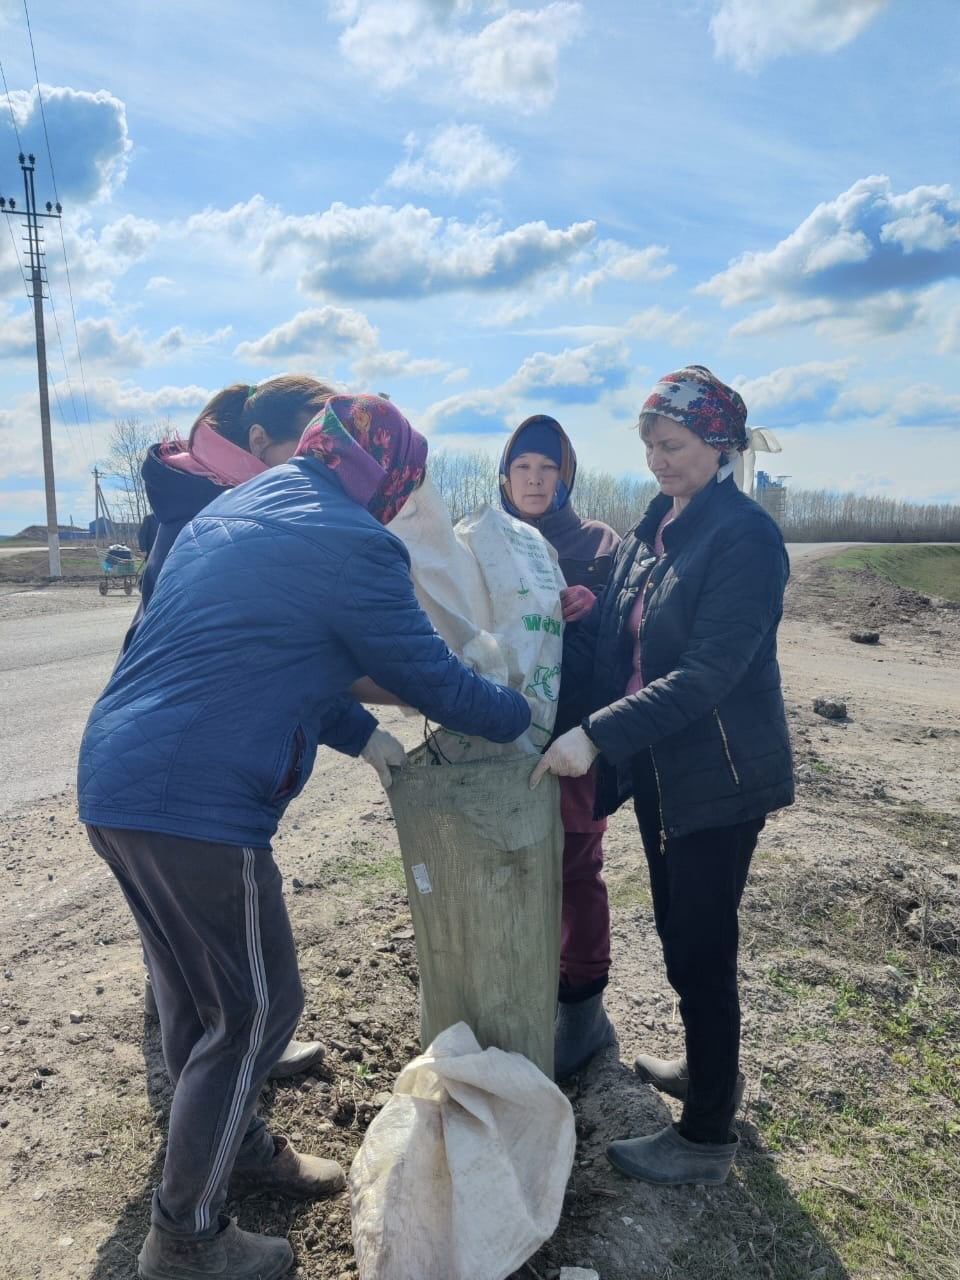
[733,360,852,423]
[352,349,451,382]
[387,123,516,196]
[626,306,704,346]
[261,201,596,298]
[701,176,960,338]
[330,0,581,113]
[836,382,960,430]
[572,242,675,297]
[423,336,631,434]
[1,85,131,202]
[234,306,379,362]
[66,377,212,420]
[710,0,888,72]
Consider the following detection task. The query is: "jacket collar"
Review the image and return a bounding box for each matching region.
[636,474,737,554]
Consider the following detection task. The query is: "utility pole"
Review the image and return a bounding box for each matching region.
[1,153,63,578]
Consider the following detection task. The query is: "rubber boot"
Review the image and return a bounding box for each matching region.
[607,1124,738,1186]
[554,993,615,1081]
[634,1053,745,1110]
[138,1216,293,1280]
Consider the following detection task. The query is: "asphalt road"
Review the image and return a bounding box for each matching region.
[0,596,133,816]
[0,541,849,816]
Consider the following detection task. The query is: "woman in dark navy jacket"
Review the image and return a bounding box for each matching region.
[533,366,793,1188]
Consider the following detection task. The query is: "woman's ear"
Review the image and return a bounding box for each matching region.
[247,423,270,458]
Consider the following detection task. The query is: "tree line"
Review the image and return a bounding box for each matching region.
[104,420,960,543]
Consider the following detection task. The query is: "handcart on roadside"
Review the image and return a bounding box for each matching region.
[98,544,140,596]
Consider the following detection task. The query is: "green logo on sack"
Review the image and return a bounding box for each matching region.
[522,614,561,637]
[525,664,561,701]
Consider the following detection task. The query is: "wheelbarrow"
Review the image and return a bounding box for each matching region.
[98,544,140,596]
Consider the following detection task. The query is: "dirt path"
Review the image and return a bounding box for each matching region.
[0,560,958,1280]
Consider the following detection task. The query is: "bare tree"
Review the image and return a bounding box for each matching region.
[104,417,171,525]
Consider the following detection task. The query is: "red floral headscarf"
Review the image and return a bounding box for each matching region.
[640,365,748,453]
[295,395,428,525]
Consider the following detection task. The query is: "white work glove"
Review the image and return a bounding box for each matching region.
[529,727,599,789]
[361,728,406,790]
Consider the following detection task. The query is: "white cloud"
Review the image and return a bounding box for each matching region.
[626,306,704,346]
[261,201,596,298]
[352,349,451,382]
[234,306,379,362]
[387,123,516,196]
[62,377,212,420]
[572,242,674,297]
[701,176,960,339]
[330,0,581,113]
[836,381,960,430]
[710,0,888,72]
[1,85,131,201]
[733,360,852,417]
[146,276,176,292]
[422,336,631,434]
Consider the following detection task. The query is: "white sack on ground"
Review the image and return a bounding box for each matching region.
[390,483,566,755]
[349,1022,576,1280]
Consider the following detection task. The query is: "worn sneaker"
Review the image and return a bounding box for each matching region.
[269,1038,325,1080]
[634,1053,745,1110]
[607,1123,738,1186]
[138,1216,293,1280]
[230,1135,346,1200]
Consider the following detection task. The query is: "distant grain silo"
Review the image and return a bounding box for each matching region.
[755,470,787,524]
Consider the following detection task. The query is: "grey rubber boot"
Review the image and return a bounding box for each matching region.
[268,1039,325,1080]
[634,1053,745,1110]
[138,1216,293,1280]
[554,994,615,1081]
[607,1124,738,1185]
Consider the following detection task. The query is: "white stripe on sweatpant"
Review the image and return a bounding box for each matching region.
[193,847,270,1235]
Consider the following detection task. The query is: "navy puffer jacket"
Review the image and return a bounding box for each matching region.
[570,476,794,837]
[79,457,530,848]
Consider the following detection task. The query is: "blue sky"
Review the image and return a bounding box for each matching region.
[1,0,959,531]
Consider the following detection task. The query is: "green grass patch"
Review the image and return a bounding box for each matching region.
[826,543,960,601]
[606,869,652,909]
[327,837,406,894]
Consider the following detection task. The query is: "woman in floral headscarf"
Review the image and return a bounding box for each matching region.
[532,366,794,1188]
[78,395,531,1279]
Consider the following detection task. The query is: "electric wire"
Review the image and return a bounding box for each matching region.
[22,0,95,441]
[0,55,23,153]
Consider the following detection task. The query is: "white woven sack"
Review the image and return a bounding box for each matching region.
[349,1022,576,1280]
[389,488,565,755]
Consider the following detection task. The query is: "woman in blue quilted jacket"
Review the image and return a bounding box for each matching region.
[532,367,793,1190]
[78,395,531,1280]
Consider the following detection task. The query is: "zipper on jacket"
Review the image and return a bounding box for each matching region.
[714,709,741,788]
[649,746,667,854]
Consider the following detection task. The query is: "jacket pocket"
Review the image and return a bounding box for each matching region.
[271,724,308,802]
[714,709,741,788]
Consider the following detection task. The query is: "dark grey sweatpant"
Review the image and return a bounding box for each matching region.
[86,825,304,1239]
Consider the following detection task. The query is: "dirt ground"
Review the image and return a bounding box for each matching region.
[1,555,959,1280]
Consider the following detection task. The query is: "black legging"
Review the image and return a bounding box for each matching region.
[633,755,761,1142]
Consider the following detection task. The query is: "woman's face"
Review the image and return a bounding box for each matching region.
[642,414,720,500]
[248,407,321,467]
[508,451,561,516]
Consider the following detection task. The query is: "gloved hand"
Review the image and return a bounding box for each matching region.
[560,585,596,622]
[529,726,599,789]
[361,728,407,789]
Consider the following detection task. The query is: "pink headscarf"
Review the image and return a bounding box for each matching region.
[295,395,428,525]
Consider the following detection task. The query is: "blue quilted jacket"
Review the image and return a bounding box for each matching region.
[78,457,531,847]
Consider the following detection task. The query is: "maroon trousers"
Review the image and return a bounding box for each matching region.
[559,770,610,999]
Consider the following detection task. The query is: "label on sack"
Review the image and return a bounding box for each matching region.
[411,863,433,895]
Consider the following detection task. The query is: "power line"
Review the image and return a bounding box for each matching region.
[21,0,94,440]
[0,55,23,153]
[21,0,57,203]
[4,213,30,297]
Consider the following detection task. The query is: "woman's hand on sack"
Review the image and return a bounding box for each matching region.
[361,728,407,789]
[529,727,599,789]
[560,585,596,622]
